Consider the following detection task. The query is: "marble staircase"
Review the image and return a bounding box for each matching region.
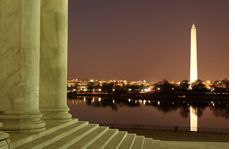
[8,119,160,149]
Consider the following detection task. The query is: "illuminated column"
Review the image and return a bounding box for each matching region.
[0,0,45,131]
[40,0,72,122]
[190,24,198,83]
[189,23,198,132]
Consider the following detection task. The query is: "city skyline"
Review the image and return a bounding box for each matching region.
[68,0,228,82]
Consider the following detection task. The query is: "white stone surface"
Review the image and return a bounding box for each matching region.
[190,23,198,83]
[39,0,72,122]
[0,0,45,132]
[0,131,9,141]
[0,132,9,149]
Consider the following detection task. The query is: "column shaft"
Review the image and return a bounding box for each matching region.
[0,0,45,132]
[40,0,72,122]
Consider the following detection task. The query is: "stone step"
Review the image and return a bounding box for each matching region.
[68,126,109,149]
[87,129,118,149]
[151,140,161,149]
[104,131,127,149]
[132,136,145,149]
[10,119,78,148]
[44,123,98,149]
[15,121,88,149]
[0,140,9,149]
[143,138,153,149]
[119,133,136,149]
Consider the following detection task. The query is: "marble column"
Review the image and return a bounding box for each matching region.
[0,0,45,132]
[40,0,72,122]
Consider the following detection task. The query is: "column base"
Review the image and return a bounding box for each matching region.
[40,108,72,123]
[0,113,45,132]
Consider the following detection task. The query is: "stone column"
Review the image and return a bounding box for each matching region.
[0,0,45,131]
[40,0,72,122]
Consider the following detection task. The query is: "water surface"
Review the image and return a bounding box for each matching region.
[68,96,228,131]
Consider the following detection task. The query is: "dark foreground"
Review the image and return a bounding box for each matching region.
[117,128,228,142]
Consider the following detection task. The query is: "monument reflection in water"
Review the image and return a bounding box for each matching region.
[190,106,198,131]
[68,96,228,132]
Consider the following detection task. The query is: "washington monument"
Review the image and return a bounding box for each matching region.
[190,24,198,83]
[190,23,198,131]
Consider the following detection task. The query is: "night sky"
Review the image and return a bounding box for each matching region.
[68,0,228,82]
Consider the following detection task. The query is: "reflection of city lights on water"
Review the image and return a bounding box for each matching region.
[148,100,151,104]
[98,97,101,102]
[128,98,131,102]
[211,101,215,106]
[157,101,160,105]
[112,100,115,104]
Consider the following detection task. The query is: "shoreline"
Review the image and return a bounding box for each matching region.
[111,128,228,142]
[68,92,229,101]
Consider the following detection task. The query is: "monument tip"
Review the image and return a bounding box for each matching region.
[192,23,196,29]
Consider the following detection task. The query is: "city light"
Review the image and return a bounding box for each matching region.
[143,100,146,105]
[157,101,160,105]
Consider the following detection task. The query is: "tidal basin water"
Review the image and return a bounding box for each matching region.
[68,96,228,131]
